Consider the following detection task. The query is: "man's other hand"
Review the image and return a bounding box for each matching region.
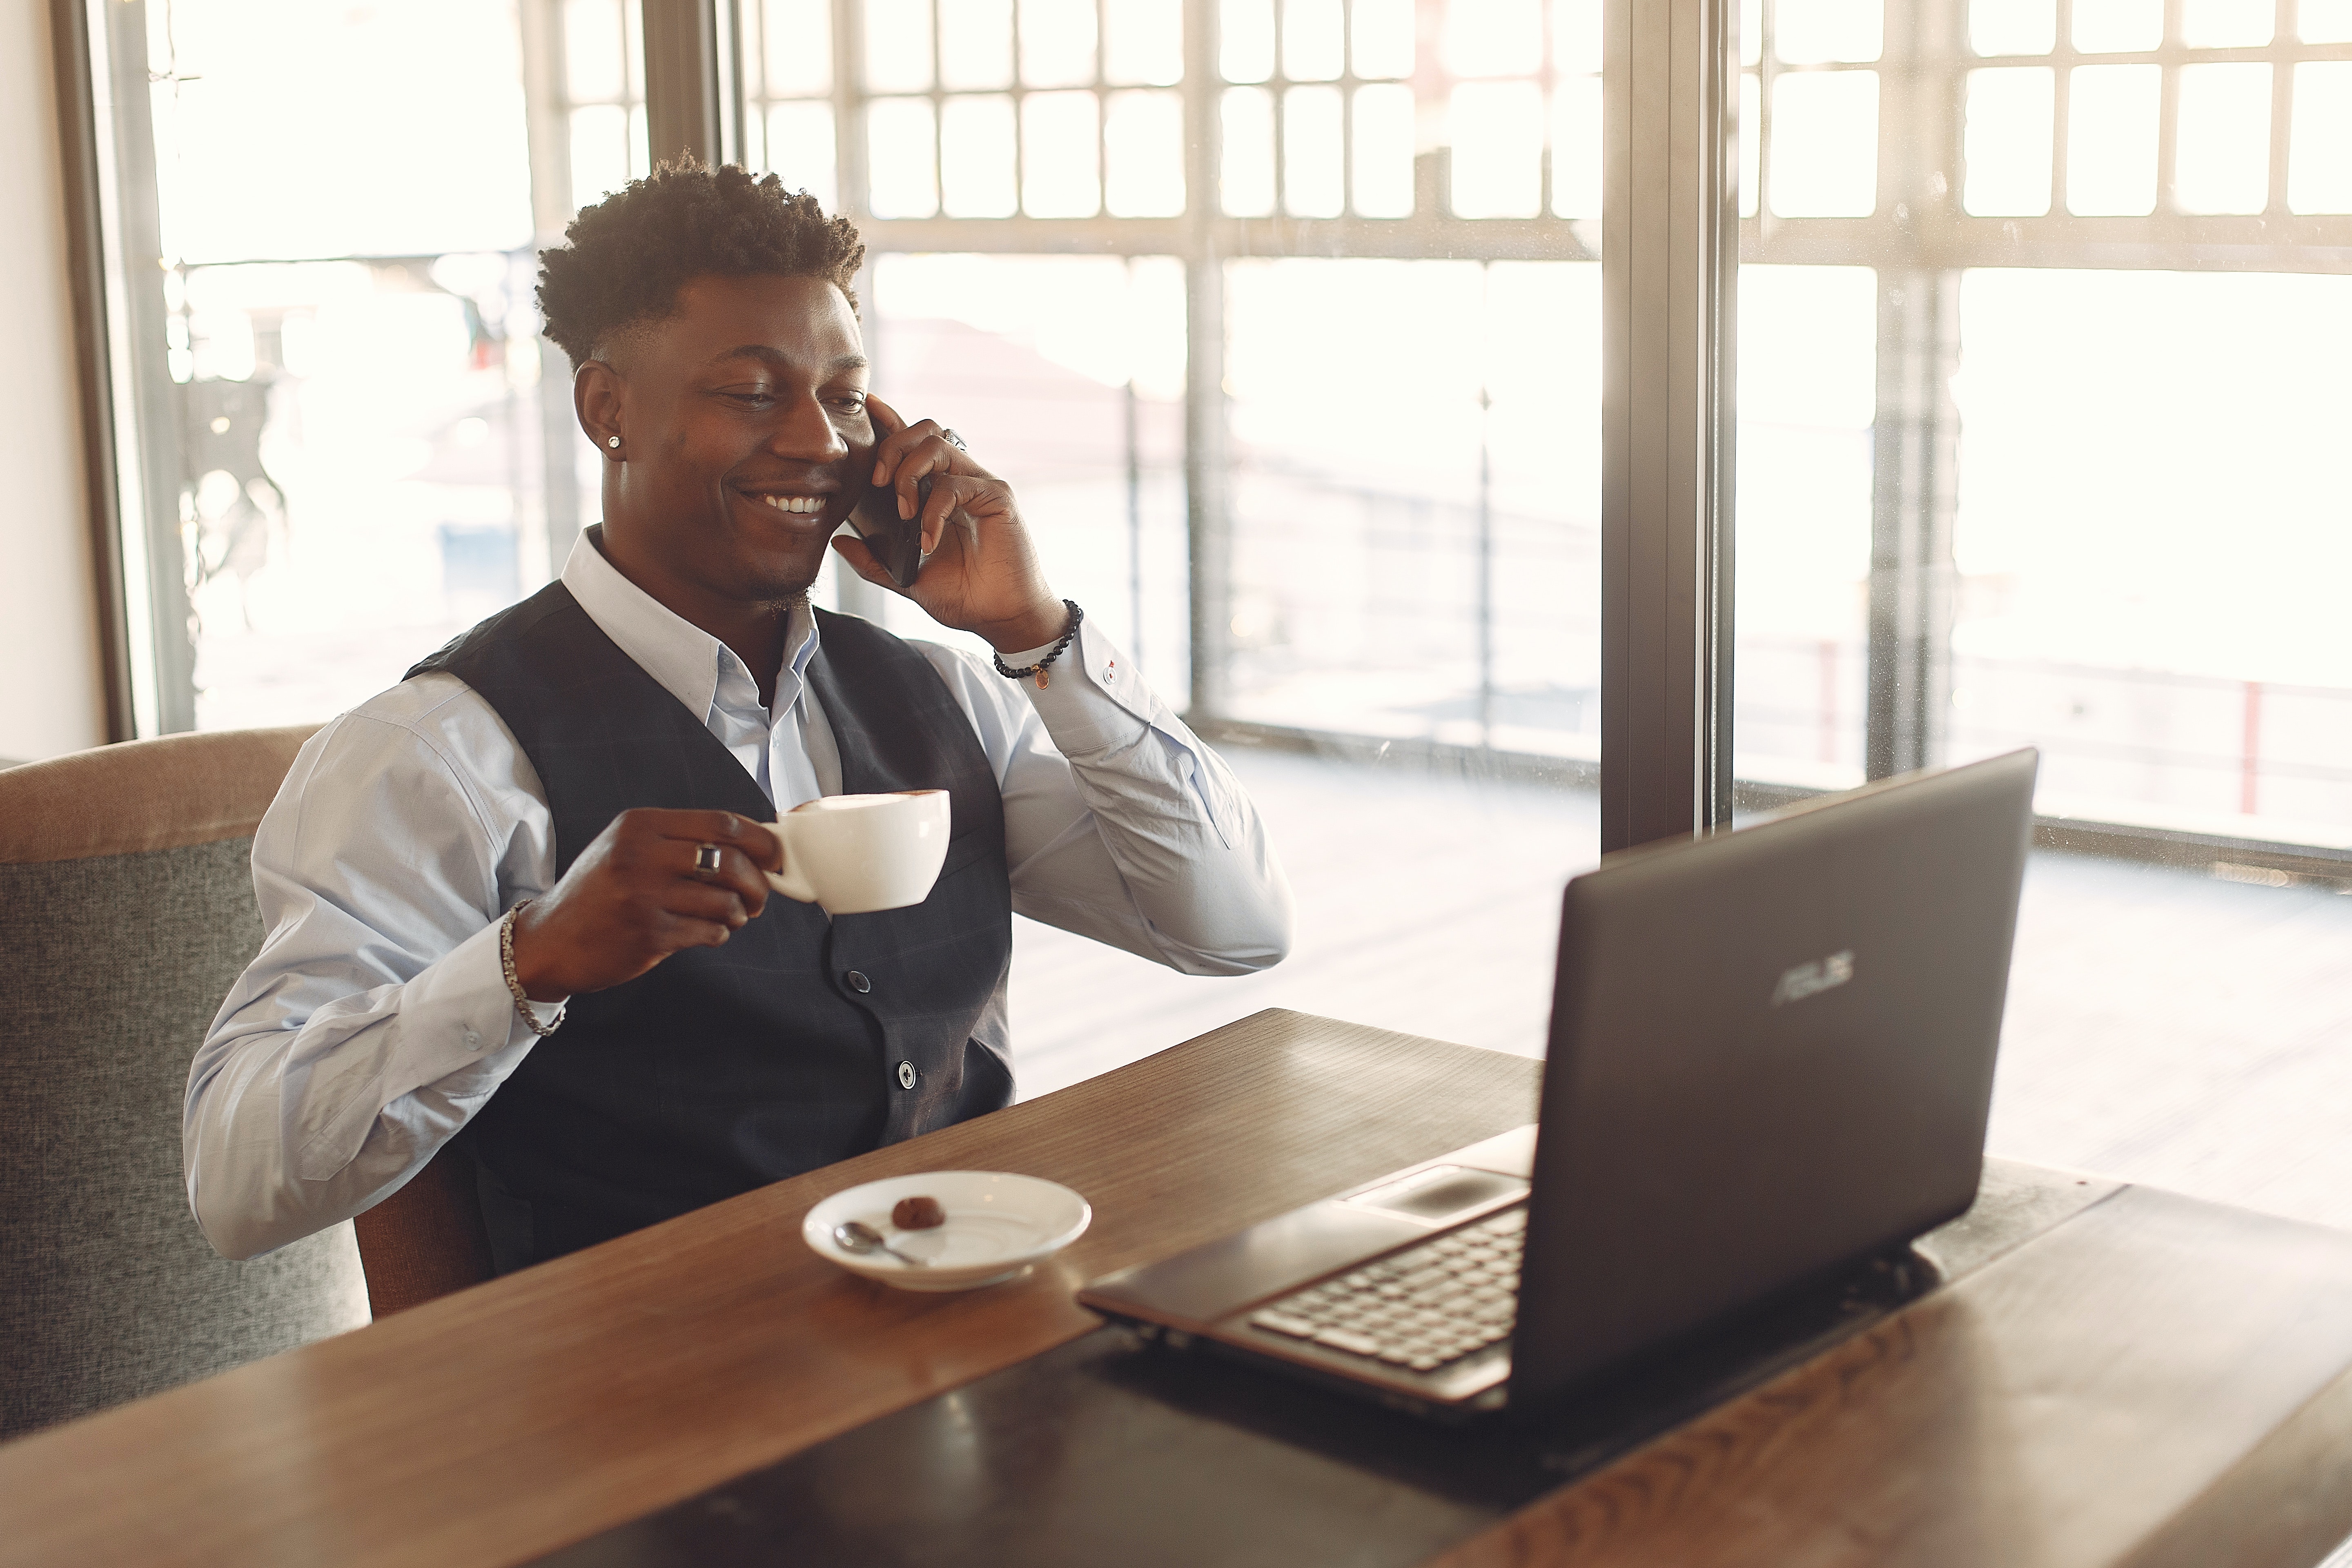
[831,395,1069,654]
[506,809,782,1001]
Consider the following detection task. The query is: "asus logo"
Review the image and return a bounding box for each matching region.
[1772,950,1855,1007]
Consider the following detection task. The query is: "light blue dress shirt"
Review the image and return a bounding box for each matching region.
[184,534,1292,1261]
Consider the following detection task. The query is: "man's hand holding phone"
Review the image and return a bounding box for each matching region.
[831,396,1069,655]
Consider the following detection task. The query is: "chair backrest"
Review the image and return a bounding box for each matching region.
[0,727,374,1438]
[351,1135,497,1316]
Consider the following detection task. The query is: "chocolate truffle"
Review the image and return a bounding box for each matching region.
[892,1195,946,1230]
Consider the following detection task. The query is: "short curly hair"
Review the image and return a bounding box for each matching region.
[537,159,865,368]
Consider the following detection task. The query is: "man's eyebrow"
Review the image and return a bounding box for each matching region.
[707,345,871,374]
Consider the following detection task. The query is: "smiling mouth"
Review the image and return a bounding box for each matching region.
[748,494,830,515]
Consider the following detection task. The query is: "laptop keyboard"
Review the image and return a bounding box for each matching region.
[1246,1207,1525,1372]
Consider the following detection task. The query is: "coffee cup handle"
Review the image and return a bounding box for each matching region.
[762,823,820,904]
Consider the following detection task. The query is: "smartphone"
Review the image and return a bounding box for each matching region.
[847,471,933,590]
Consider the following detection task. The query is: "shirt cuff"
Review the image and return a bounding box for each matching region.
[401,917,563,1072]
[1004,620,1164,758]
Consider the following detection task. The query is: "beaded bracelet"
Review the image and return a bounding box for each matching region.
[991,600,1085,689]
[499,899,567,1039]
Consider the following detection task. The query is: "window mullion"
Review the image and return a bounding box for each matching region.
[1601,0,1739,848]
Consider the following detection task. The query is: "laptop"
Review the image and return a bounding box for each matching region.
[1078,748,2039,1416]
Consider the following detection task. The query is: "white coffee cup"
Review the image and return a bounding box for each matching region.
[759,790,952,915]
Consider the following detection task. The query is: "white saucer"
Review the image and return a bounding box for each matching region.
[802,1171,1092,1292]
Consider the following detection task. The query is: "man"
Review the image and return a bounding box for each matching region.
[185,163,1291,1271]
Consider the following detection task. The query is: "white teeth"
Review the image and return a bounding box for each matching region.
[758,494,824,514]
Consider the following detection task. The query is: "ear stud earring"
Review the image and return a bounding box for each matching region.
[607,435,621,449]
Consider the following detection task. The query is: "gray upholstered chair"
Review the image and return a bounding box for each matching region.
[0,727,371,1440]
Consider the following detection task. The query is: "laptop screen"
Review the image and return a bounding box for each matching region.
[1508,749,2037,1406]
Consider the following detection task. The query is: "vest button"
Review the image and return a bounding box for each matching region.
[896,1060,918,1090]
[845,969,871,993]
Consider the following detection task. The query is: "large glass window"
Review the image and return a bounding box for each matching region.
[96,0,602,732]
[1736,0,2352,844]
[1735,0,2352,1227]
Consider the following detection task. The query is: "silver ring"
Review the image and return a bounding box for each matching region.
[693,842,724,876]
[940,428,968,452]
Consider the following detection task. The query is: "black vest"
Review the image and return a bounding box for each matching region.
[408,581,1014,1268]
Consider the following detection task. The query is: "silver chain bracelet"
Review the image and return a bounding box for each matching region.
[499,899,567,1039]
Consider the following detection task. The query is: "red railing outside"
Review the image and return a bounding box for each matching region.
[1735,634,2352,830]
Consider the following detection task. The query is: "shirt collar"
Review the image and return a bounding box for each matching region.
[560,527,821,724]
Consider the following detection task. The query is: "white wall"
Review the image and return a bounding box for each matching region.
[0,0,109,762]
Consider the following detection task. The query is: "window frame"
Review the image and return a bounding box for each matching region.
[58,0,2352,880]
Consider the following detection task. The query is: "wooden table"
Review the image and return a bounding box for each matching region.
[4,1010,2351,1567]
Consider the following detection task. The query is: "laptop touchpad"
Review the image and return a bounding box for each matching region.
[1347,1165,1528,1225]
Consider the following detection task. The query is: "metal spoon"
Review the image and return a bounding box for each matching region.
[833,1220,928,1267]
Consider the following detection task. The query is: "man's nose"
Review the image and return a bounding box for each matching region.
[770,393,847,460]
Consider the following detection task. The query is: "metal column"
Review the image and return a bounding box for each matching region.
[642,0,724,167]
[1600,0,1740,849]
[1866,267,1960,779]
[519,0,584,581]
[80,0,195,734]
[49,0,136,739]
[1864,0,1966,780]
[1182,0,1230,719]
[825,0,891,622]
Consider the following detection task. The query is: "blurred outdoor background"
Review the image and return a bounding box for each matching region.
[109,0,2352,1225]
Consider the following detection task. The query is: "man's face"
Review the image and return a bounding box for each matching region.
[584,272,873,606]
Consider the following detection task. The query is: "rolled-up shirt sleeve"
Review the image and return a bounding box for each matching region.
[183,680,560,1261]
[915,623,1293,976]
